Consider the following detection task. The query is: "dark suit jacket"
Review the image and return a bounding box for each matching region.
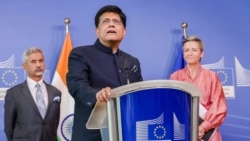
[67,39,143,141]
[4,81,61,141]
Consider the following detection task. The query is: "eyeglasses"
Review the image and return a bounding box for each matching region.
[100,18,122,26]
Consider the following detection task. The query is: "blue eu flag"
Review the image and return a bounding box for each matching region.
[171,36,186,74]
[210,68,234,86]
[0,68,25,88]
[148,124,171,140]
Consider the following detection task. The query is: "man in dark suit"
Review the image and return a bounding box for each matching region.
[4,47,61,141]
[66,5,143,141]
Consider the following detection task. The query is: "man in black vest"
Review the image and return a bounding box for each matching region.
[66,5,143,141]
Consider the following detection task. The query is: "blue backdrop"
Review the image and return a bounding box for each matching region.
[1,1,250,141]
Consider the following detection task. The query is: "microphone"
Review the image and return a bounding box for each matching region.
[124,59,130,84]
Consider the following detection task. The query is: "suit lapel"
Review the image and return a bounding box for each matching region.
[21,81,41,117]
[44,82,53,118]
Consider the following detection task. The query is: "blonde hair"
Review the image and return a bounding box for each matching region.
[182,35,204,52]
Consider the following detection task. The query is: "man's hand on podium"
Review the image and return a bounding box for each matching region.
[96,87,112,102]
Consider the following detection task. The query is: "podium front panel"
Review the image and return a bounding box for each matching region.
[118,88,191,141]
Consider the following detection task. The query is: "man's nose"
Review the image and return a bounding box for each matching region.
[36,61,42,66]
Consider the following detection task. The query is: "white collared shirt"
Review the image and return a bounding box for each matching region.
[27,77,48,108]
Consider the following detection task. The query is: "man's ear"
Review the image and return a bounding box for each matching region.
[22,63,27,70]
[95,28,99,38]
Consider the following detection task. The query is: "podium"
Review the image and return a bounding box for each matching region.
[86,80,201,141]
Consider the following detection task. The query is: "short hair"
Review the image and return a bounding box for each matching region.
[95,5,127,28]
[22,47,44,63]
[182,35,204,52]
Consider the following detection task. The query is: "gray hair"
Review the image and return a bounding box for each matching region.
[182,35,204,52]
[22,47,44,63]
